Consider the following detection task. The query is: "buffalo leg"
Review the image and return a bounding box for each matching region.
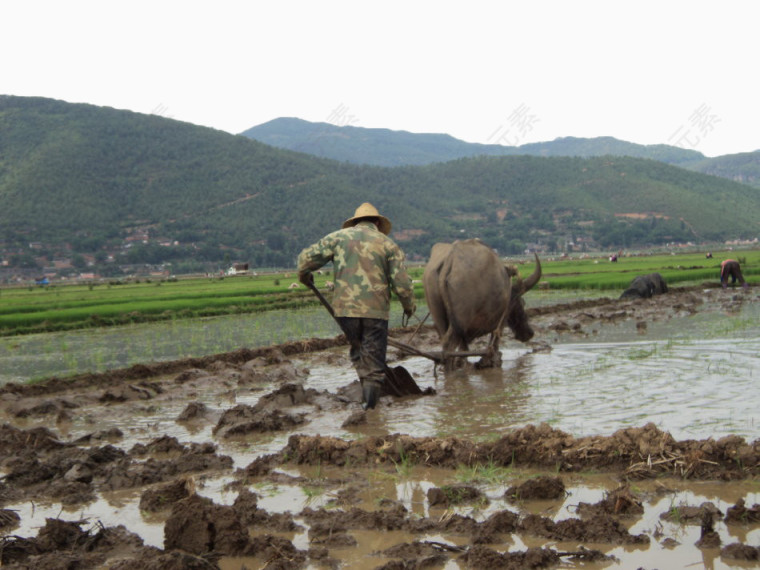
[476,331,502,369]
[441,328,469,370]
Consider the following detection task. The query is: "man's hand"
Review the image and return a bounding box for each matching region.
[404,303,416,318]
[299,271,314,287]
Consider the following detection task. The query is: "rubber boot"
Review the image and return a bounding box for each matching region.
[361,379,381,410]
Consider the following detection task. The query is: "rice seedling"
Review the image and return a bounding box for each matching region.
[302,486,325,505]
[308,461,325,481]
[664,500,685,524]
[391,446,415,478]
[455,460,513,485]
[624,346,658,360]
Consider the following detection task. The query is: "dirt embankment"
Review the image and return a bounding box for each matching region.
[1,284,758,569]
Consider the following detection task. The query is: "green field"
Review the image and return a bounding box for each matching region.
[536,250,760,290]
[1,249,757,336]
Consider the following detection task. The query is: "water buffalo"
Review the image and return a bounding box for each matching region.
[720,259,748,289]
[619,273,668,299]
[423,239,541,370]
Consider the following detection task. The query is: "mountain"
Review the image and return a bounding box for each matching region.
[687,151,760,188]
[241,118,707,166]
[240,117,508,167]
[242,118,760,188]
[1,96,759,277]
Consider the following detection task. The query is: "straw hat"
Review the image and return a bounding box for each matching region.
[342,202,392,235]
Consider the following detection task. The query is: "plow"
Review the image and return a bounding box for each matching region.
[305,280,494,397]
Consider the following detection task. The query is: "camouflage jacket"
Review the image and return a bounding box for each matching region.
[297,221,415,320]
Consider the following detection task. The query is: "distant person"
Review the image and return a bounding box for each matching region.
[610,254,618,262]
[705,252,713,259]
[297,203,416,410]
[720,259,748,289]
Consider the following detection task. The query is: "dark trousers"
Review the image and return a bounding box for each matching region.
[336,317,388,386]
[721,263,745,286]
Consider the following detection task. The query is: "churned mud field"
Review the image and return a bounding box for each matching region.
[1,285,759,569]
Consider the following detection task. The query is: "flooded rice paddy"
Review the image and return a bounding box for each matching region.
[1,286,759,568]
[0,306,349,385]
[0,289,610,385]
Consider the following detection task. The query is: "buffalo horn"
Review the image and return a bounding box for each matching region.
[521,253,542,294]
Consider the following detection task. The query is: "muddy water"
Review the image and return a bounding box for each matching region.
[300,296,760,443]
[3,290,760,568]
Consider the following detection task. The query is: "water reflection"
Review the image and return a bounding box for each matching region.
[303,327,760,443]
[525,337,760,440]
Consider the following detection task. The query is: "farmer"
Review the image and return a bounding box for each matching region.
[297,202,416,410]
[720,259,748,289]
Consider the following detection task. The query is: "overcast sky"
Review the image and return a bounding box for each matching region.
[4,0,758,157]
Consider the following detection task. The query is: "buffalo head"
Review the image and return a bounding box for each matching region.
[506,253,542,342]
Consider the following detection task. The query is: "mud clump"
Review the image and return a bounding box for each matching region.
[0,508,21,530]
[722,543,760,561]
[696,508,722,548]
[659,501,723,525]
[428,484,486,507]
[177,401,209,421]
[574,485,644,518]
[0,519,148,569]
[504,475,566,502]
[217,407,306,437]
[461,545,560,569]
[211,383,332,438]
[139,477,195,512]
[0,424,66,454]
[163,494,248,555]
[724,498,760,524]
[520,512,649,545]
[381,541,450,567]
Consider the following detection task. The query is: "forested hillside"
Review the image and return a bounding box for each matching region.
[688,151,760,188]
[1,96,759,278]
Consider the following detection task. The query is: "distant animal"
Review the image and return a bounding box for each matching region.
[422,239,541,369]
[620,273,669,299]
[720,259,748,289]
